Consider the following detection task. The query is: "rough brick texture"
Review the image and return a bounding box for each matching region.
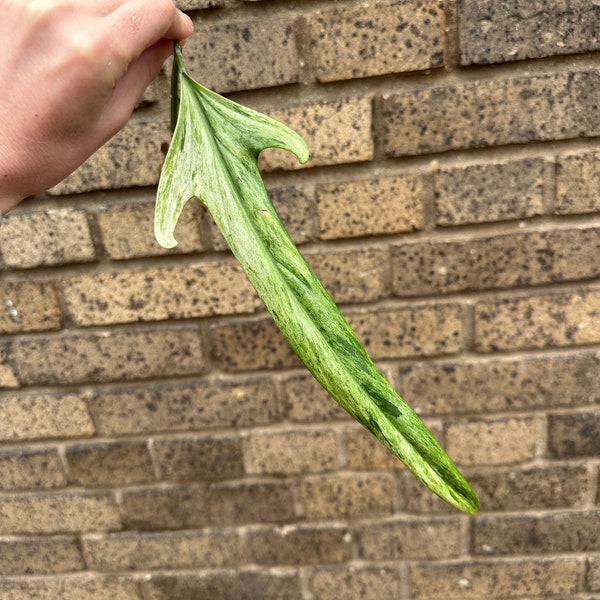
[1,1,599,598]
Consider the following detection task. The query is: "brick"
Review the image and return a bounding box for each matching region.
[556,151,600,215]
[408,558,582,599]
[360,516,462,560]
[300,473,395,520]
[177,0,220,9]
[308,0,444,82]
[398,351,600,416]
[154,436,244,482]
[0,536,84,575]
[317,175,423,239]
[0,448,67,491]
[97,199,205,260]
[309,566,401,600]
[50,120,169,194]
[66,442,155,487]
[445,416,537,466]
[88,379,281,435]
[244,428,340,475]
[247,523,352,565]
[434,159,545,226]
[0,281,62,334]
[185,17,299,93]
[0,209,95,268]
[396,468,462,514]
[82,529,244,571]
[548,410,600,458]
[11,327,206,385]
[590,556,600,592]
[382,71,600,157]
[0,344,19,388]
[0,393,95,441]
[60,261,261,326]
[344,423,406,471]
[0,492,121,535]
[458,0,600,65]
[472,510,600,556]
[143,570,302,600]
[392,227,600,297]
[260,97,373,171]
[475,289,600,352]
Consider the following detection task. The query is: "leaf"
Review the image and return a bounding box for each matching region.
[155,44,479,515]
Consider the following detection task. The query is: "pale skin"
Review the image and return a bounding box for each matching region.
[0,0,194,214]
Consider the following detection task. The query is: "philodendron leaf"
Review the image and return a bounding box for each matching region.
[155,44,479,515]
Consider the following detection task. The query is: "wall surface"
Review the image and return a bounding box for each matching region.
[0,0,599,598]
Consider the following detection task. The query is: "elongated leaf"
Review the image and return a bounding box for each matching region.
[155,45,479,514]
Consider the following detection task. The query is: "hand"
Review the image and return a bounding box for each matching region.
[0,0,193,213]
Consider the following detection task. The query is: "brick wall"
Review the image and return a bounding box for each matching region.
[0,0,599,598]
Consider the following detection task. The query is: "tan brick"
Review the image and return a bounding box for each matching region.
[0,209,95,268]
[260,97,373,171]
[11,328,206,385]
[0,393,95,441]
[589,556,600,592]
[398,351,600,416]
[409,558,582,599]
[317,175,423,239]
[548,410,600,458]
[360,517,462,560]
[0,492,121,534]
[458,0,600,65]
[97,199,205,260]
[66,442,155,487]
[0,536,84,575]
[472,511,600,556]
[50,121,169,194]
[445,416,537,466]
[309,566,401,600]
[434,159,545,226]
[82,529,244,571]
[0,449,67,491]
[247,524,352,565]
[60,261,261,326]
[154,436,244,482]
[344,423,405,471]
[185,16,299,93]
[0,282,62,334]
[89,379,281,435]
[308,0,444,82]
[396,468,462,515]
[556,151,600,215]
[475,290,600,352]
[0,344,19,388]
[300,473,395,520]
[382,71,600,157]
[245,429,340,475]
[176,0,220,9]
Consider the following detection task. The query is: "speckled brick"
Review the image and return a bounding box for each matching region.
[316,175,423,239]
[60,261,261,326]
[308,0,444,82]
[244,428,340,475]
[0,345,19,388]
[50,121,169,195]
[398,351,600,416]
[82,529,245,571]
[433,159,545,225]
[548,410,600,458]
[0,393,95,441]
[0,449,67,491]
[11,328,206,385]
[556,151,600,215]
[0,209,95,268]
[344,423,406,471]
[176,0,220,9]
[309,566,401,600]
[382,71,600,157]
[65,442,155,487]
[475,289,600,352]
[458,0,600,65]
[396,469,463,515]
[392,227,600,296]
[184,17,299,93]
[0,282,62,334]
[260,97,373,170]
[408,558,582,599]
[0,536,84,575]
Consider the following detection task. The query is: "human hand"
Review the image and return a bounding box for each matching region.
[0,0,193,213]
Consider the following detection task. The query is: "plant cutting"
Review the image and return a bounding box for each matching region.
[155,42,479,514]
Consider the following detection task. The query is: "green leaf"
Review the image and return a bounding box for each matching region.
[155,44,479,515]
